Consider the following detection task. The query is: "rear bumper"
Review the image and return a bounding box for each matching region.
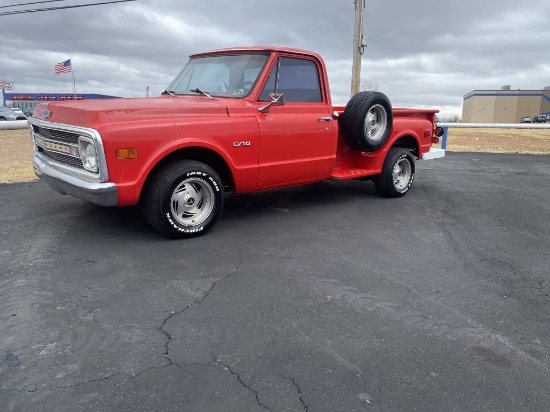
[421,148,445,160]
[33,155,118,207]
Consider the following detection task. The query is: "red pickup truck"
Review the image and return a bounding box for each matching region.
[28,46,445,238]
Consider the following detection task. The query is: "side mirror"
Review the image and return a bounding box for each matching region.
[258,93,285,113]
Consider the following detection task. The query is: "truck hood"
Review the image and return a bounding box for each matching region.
[34,96,230,128]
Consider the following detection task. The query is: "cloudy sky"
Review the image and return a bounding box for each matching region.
[1,0,549,117]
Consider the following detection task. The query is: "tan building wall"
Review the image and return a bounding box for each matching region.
[462,90,550,123]
[493,97,519,123]
[539,91,550,116]
[517,97,542,120]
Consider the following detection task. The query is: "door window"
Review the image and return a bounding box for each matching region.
[259,57,322,103]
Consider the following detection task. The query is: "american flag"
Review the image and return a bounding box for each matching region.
[54,59,72,75]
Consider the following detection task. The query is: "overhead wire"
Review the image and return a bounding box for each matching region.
[0,1,66,10]
[0,0,137,16]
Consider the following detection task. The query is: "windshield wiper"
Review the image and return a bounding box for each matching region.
[162,90,175,96]
[190,88,213,100]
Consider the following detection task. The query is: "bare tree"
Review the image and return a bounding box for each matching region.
[436,114,461,123]
[360,80,380,92]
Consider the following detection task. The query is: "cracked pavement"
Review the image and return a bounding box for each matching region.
[1,153,550,411]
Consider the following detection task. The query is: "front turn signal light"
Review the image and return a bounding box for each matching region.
[116,148,138,159]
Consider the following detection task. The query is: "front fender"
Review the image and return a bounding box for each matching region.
[96,117,260,206]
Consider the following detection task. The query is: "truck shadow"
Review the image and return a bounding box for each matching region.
[68,179,379,239]
[222,180,378,219]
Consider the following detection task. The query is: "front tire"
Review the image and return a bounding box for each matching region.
[373,148,415,198]
[142,160,224,238]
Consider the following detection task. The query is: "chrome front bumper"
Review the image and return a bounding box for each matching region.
[33,155,118,207]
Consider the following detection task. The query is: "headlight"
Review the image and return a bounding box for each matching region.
[78,137,98,173]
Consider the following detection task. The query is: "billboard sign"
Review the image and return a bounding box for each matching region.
[0,81,14,90]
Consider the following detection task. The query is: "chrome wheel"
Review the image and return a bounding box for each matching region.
[170,177,215,226]
[143,160,224,238]
[364,104,388,142]
[374,148,415,198]
[392,157,412,191]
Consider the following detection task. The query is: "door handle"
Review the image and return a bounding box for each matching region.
[317,116,332,121]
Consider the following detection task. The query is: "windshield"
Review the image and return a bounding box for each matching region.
[165,53,270,98]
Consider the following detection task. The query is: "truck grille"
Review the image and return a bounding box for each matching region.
[31,124,84,170]
[34,125,79,144]
[37,146,83,168]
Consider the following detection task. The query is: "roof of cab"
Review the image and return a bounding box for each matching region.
[189,46,324,62]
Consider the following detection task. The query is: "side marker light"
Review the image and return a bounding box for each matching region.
[116,148,138,159]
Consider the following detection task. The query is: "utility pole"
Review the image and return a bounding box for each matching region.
[351,0,365,97]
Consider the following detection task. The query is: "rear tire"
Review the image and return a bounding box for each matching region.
[142,160,224,238]
[374,148,415,198]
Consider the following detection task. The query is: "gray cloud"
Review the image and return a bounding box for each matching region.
[1,0,549,116]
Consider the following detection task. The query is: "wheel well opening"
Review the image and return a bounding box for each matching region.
[392,135,419,157]
[142,147,234,202]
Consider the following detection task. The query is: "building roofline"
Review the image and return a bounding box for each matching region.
[464,90,550,102]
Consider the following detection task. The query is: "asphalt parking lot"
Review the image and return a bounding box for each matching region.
[1,152,549,411]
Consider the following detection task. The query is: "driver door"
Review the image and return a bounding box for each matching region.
[256,56,334,189]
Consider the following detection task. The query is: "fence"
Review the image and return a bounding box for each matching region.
[0,120,28,130]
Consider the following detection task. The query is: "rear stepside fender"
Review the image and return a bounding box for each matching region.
[349,131,420,172]
[390,132,421,158]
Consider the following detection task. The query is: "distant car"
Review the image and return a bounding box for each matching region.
[24,109,34,117]
[532,114,547,123]
[520,116,531,123]
[0,106,27,121]
[10,108,27,118]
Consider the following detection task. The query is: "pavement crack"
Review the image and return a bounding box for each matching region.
[158,253,245,364]
[271,332,279,346]
[34,374,116,392]
[131,363,171,380]
[284,375,308,411]
[216,357,271,411]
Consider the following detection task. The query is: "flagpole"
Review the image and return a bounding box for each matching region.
[71,57,76,98]
[72,69,77,98]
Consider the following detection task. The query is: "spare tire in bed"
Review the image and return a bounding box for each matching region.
[341,91,393,152]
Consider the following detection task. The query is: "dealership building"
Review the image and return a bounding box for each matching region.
[6,93,119,114]
[462,89,550,123]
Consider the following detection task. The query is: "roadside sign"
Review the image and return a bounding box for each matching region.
[0,81,14,90]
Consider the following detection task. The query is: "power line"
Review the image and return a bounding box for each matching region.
[0,0,137,16]
[0,1,66,10]
[0,0,66,9]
